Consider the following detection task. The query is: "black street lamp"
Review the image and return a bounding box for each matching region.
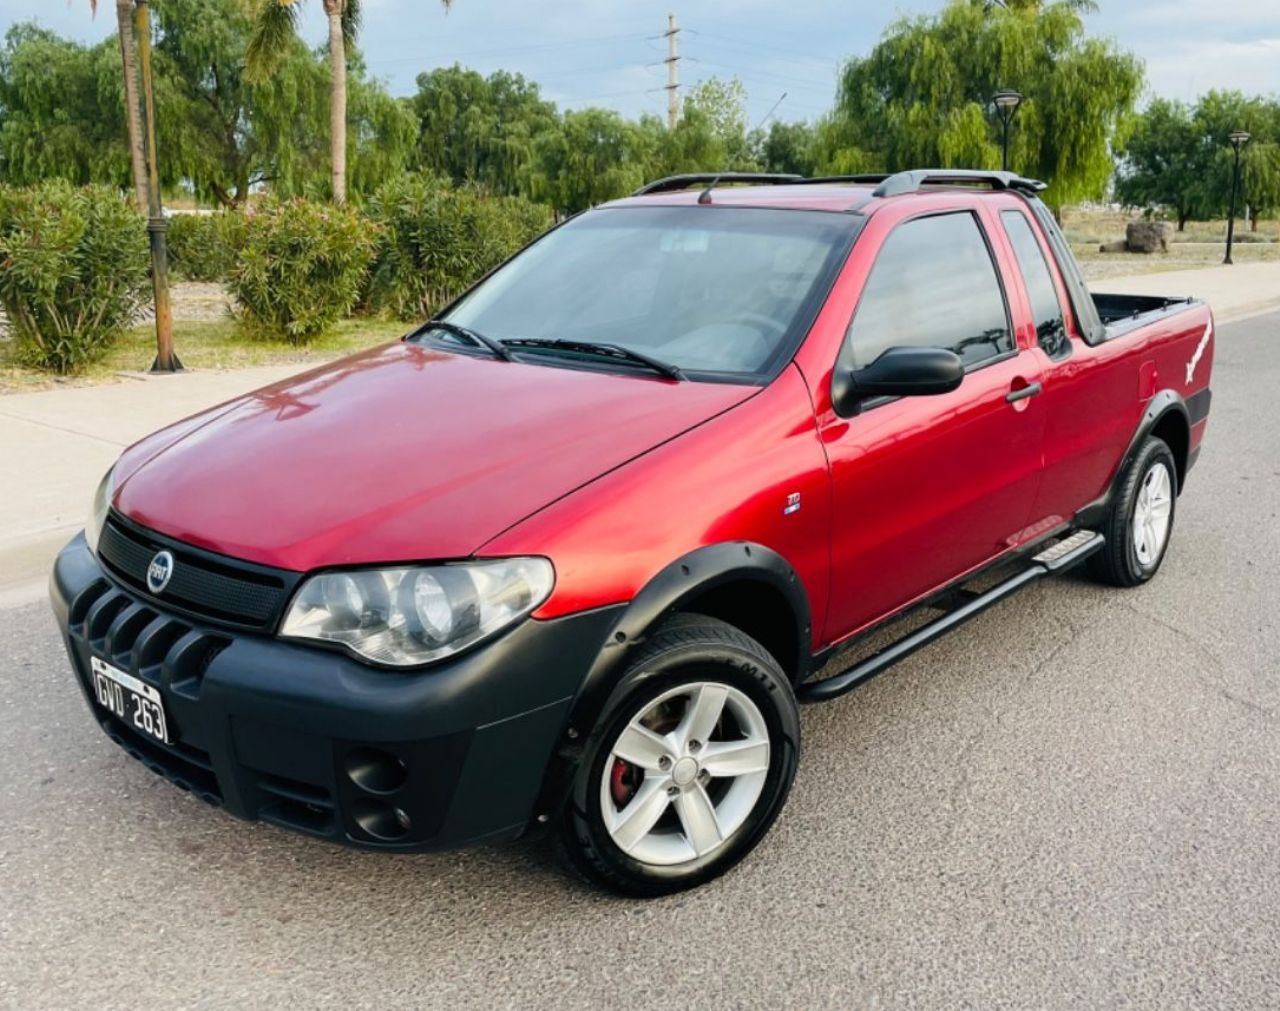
[992,89,1024,172]
[1223,130,1251,266]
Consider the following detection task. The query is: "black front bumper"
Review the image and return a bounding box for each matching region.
[51,533,620,851]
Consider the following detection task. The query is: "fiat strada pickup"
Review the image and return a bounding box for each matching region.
[51,169,1215,895]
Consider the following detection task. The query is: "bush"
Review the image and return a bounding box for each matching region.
[364,175,554,320]
[228,199,375,342]
[167,211,247,282]
[0,182,151,373]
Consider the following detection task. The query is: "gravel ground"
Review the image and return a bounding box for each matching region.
[137,282,236,324]
[0,283,233,340]
[1,313,1277,1010]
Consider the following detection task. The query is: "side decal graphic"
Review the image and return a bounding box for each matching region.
[1186,321,1212,386]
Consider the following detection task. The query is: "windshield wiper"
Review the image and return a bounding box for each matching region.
[421,320,514,362]
[501,338,686,381]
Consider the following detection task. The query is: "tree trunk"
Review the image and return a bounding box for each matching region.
[115,0,148,209]
[325,1,348,204]
[1177,209,1188,231]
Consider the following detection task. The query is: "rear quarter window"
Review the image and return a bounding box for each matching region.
[1001,210,1070,360]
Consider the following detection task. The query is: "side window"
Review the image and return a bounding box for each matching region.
[1001,210,1070,359]
[845,212,1013,369]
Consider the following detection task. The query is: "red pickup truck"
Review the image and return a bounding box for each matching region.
[51,169,1214,896]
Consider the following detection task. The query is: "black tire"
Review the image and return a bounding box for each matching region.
[1090,436,1178,587]
[557,613,800,897]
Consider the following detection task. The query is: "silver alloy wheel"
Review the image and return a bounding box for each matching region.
[1132,460,1173,568]
[600,681,771,867]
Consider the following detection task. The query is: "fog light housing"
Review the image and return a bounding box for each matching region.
[345,747,408,795]
[351,798,412,841]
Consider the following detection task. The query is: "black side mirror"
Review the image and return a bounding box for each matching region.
[832,346,964,417]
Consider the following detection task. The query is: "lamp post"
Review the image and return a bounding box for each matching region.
[992,89,1024,172]
[1223,130,1251,266]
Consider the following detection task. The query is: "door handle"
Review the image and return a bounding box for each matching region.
[1005,381,1043,404]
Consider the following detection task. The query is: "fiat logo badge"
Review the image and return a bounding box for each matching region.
[146,550,175,594]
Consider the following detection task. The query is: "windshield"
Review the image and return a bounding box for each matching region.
[440,206,859,380]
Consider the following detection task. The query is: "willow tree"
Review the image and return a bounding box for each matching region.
[248,0,452,204]
[525,108,657,214]
[827,0,1143,209]
[0,25,132,186]
[410,66,557,196]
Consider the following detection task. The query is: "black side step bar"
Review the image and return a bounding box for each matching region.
[797,530,1104,704]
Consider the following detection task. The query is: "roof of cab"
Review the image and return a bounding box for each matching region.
[602,169,1048,215]
[603,183,878,215]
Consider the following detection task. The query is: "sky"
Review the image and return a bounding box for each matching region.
[2,0,1277,127]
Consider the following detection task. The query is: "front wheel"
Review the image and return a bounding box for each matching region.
[1091,436,1178,587]
[557,614,800,897]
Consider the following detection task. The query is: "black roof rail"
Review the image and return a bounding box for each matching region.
[794,174,891,186]
[871,169,1048,198]
[632,172,803,196]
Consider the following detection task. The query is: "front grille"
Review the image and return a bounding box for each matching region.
[68,578,230,804]
[97,514,292,630]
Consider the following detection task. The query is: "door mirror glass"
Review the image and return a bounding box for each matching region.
[832,346,964,415]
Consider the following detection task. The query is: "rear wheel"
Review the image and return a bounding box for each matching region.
[557,614,799,897]
[1091,436,1177,587]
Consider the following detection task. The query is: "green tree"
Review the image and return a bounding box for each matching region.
[525,107,656,213]
[0,14,412,206]
[409,65,557,195]
[152,0,291,206]
[830,0,1143,208]
[1195,91,1280,230]
[685,76,753,168]
[247,0,440,204]
[812,113,881,175]
[1241,131,1280,229]
[650,107,729,176]
[0,25,131,187]
[1115,99,1213,229]
[758,120,818,176]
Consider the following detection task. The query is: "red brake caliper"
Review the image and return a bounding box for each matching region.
[610,758,638,807]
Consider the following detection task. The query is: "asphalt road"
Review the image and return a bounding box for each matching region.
[3,313,1279,1011]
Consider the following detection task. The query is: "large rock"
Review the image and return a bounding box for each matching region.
[1126,220,1170,254]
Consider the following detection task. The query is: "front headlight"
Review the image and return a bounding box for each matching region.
[279,558,555,667]
[84,465,116,556]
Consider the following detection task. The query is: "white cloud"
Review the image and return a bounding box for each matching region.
[1139,37,1280,102]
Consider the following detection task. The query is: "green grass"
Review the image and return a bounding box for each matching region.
[1073,237,1280,281]
[1061,205,1280,246]
[0,316,412,394]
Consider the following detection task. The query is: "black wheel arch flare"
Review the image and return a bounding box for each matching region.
[1125,389,1195,493]
[1077,388,1198,530]
[578,542,812,708]
[529,541,812,829]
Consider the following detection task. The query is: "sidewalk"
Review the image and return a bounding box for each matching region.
[0,363,304,606]
[3,261,1279,606]
[1091,261,1280,323]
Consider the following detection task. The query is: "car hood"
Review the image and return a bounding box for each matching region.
[113,342,757,571]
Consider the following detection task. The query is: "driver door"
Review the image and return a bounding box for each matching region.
[819,207,1046,642]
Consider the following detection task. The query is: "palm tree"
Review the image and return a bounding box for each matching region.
[90,0,148,209]
[247,0,452,204]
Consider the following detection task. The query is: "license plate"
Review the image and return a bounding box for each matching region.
[90,656,171,745]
